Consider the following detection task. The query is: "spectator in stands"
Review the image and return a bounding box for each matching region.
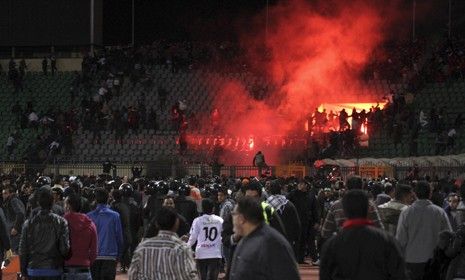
[455,113,463,129]
[419,109,428,128]
[19,58,27,79]
[321,176,384,241]
[378,184,413,236]
[19,187,70,280]
[228,197,300,280]
[63,193,97,280]
[320,189,407,280]
[5,132,17,160]
[87,187,123,280]
[157,86,168,109]
[50,55,57,76]
[447,127,457,153]
[11,101,21,126]
[396,181,452,280]
[128,206,199,280]
[252,151,267,176]
[2,185,25,252]
[267,180,301,260]
[42,57,48,76]
[28,110,39,128]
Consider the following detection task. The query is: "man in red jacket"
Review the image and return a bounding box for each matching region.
[64,193,98,280]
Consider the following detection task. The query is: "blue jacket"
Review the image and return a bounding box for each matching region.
[87,204,123,259]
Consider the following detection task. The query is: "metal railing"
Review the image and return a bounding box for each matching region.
[1,161,463,180]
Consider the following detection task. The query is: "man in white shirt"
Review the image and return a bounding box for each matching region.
[396,181,452,280]
[187,199,223,280]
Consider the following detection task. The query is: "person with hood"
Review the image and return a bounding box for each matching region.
[266,180,301,259]
[64,193,97,280]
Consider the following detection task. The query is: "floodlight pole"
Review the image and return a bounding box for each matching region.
[132,0,135,46]
[412,0,416,41]
[90,0,94,55]
[448,0,452,38]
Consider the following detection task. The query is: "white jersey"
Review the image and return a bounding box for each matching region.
[187,214,223,259]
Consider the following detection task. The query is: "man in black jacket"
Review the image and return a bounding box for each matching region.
[222,181,287,273]
[175,184,198,227]
[19,187,70,279]
[287,179,319,264]
[111,189,132,273]
[2,185,25,252]
[229,197,300,280]
[320,189,407,280]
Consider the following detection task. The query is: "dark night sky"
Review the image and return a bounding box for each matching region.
[102,0,463,46]
[102,0,271,45]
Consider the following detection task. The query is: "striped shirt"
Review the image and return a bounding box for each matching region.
[321,199,384,239]
[128,230,199,280]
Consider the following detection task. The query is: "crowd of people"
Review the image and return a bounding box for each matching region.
[0,166,463,279]
[2,35,465,163]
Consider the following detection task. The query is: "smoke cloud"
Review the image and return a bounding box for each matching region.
[196,0,401,164]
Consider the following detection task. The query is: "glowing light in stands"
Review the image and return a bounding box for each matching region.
[249,137,255,150]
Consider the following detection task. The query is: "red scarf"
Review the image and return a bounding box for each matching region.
[342,218,374,229]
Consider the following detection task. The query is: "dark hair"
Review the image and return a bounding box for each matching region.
[245,181,262,197]
[69,181,81,194]
[395,184,412,201]
[94,187,109,204]
[156,207,178,231]
[384,183,395,195]
[66,193,82,212]
[347,176,363,190]
[202,198,215,214]
[3,185,16,194]
[144,218,160,238]
[269,180,282,195]
[112,189,122,202]
[38,188,54,210]
[370,183,383,197]
[414,181,431,200]
[342,189,369,219]
[218,186,229,196]
[236,196,264,225]
[188,177,196,186]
